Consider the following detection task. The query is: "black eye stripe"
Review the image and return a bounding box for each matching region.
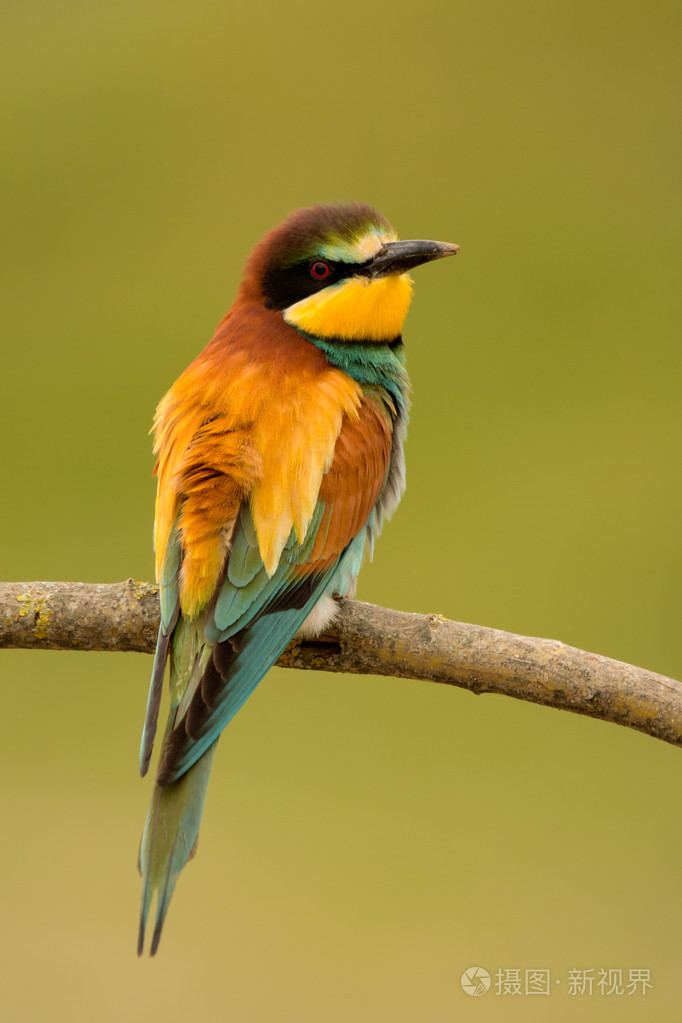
[262,257,372,311]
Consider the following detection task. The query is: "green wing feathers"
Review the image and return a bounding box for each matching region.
[137,509,342,954]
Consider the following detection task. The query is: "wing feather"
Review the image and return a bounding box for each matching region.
[147,303,392,787]
[153,395,393,785]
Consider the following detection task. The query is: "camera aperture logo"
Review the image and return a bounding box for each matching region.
[460,965,653,997]
[461,967,491,997]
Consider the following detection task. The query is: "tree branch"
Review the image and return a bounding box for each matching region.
[1,580,681,750]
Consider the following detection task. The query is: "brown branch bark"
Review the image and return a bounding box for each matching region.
[1,579,681,750]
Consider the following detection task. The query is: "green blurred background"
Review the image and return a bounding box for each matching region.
[2,1,680,1019]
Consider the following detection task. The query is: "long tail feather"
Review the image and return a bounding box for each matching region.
[139,628,173,776]
[137,741,217,955]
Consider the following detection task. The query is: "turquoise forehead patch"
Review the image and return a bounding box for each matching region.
[316,225,395,263]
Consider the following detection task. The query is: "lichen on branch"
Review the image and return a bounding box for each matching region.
[1,580,681,751]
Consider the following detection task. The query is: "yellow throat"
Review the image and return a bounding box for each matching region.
[283,272,414,342]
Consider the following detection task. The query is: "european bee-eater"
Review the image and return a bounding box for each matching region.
[137,202,458,954]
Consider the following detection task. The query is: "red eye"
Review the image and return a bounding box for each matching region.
[310,260,331,280]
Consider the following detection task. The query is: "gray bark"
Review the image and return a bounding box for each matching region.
[1,579,680,750]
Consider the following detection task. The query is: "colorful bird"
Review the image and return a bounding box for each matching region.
[137,202,458,954]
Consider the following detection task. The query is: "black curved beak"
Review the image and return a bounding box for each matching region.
[366,238,459,277]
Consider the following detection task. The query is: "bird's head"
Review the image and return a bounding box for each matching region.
[240,203,458,343]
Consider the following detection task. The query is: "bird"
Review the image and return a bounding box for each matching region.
[137,202,458,955]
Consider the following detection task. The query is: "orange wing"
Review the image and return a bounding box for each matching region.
[152,301,364,617]
[300,394,393,574]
